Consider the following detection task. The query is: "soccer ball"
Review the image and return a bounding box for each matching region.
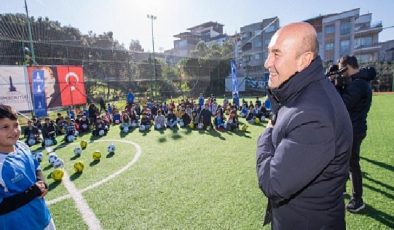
[80,140,88,149]
[45,146,54,154]
[179,121,184,127]
[74,130,79,137]
[67,135,75,142]
[82,124,88,129]
[48,152,58,165]
[139,125,145,131]
[27,138,36,146]
[74,147,82,157]
[122,126,129,133]
[197,123,204,129]
[107,143,115,153]
[93,150,101,161]
[52,168,64,181]
[34,151,44,162]
[73,161,84,173]
[131,122,138,127]
[155,124,161,129]
[53,158,64,168]
[223,122,228,129]
[44,138,53,147]
[98,129,105,136]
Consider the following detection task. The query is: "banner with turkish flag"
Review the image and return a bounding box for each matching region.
[56,66,87,106]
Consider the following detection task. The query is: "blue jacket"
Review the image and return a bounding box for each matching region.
[256,57,352,230]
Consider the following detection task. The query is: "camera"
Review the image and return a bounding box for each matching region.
[325,64,347,79]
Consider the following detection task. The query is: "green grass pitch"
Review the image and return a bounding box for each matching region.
[30,94,394,229]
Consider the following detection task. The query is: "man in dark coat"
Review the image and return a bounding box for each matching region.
[256,22,352,230]
[338,55,373,213]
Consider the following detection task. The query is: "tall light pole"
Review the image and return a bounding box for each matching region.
[24,0,37,65]
[147,14,157,99]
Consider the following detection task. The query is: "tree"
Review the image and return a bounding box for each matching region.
[191,41,208,58]
[129,40,144,52]
[177,39,234,96]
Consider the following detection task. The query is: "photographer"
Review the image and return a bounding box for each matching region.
[337,55,374,213]
[326,64,350,94]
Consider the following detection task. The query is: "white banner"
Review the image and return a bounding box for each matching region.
[0,66,33,111]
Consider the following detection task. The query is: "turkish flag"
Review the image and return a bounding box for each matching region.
[56,66,87,106]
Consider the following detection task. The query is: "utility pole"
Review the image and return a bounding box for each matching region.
[24,0,37,65]
[147,14,157,100]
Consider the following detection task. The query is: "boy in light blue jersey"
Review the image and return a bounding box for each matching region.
[0,104,55,230]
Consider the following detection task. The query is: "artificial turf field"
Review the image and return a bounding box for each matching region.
[31,94,393,230]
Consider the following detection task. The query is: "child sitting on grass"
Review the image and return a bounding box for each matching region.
[154,110,166,130]
[166,109,178,129]
[226,109,239,131]
[64,117,77,142]
[23,120,41,147]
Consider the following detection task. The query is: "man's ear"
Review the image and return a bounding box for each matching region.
[297,52,314,72]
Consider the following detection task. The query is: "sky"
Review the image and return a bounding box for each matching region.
[1,0,393,52]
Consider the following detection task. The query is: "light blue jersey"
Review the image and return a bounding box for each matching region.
[0,141,51,230]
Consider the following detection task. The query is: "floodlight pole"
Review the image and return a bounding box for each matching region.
[24,0,37,65]
[147,14,157,100]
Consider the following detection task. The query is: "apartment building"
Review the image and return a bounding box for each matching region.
[238,17,279,79]
[306,8,382,64]
[171,21,227,58]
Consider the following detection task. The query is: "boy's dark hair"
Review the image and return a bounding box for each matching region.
[0,104,18,120]
[339,55,359,69]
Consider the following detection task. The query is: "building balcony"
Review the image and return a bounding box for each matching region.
[354,23,383,36]
[353,43,381,53]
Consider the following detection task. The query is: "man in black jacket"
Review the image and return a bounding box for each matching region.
[338,55,373,213]
[256,22,352,229]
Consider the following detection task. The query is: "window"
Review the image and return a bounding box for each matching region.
[340,40,350,55]
[255,40,262,47]
[266,24,276,33]
[243,55,251,62]
[325,25,335,34]
[340,22,351,35]
[354,37,373,49]
[264,38,271,47]
[254,54,260,60]
[356,54,373,63]
[175,40,187,49]
[325,42,334,51]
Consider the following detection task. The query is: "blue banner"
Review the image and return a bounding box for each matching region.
[231,60,238,95]
[32,70,47,117]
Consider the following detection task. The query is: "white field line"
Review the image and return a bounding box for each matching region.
[47,140,142,206]
[62,170,103,230]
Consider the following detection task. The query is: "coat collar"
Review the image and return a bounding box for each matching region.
[268,56,325,109]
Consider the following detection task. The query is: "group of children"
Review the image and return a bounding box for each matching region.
[22,94,271,148]
[23,105,111,148]
[114,94,271,132]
